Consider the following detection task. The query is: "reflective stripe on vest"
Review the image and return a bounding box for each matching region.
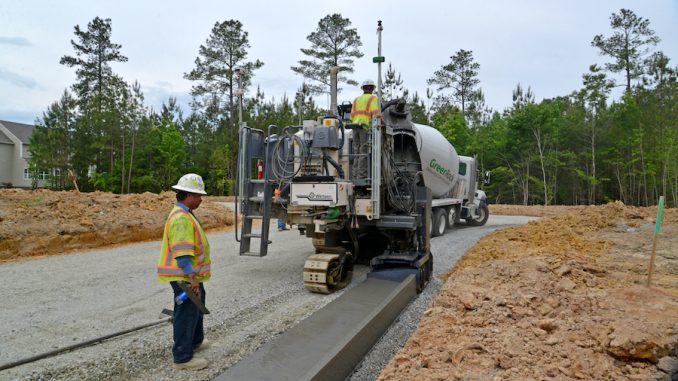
[350,94,378,124]
[157,264,211,276]
[163,208,201,267]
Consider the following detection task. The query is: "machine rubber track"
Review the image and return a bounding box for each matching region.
[303,253,352,294]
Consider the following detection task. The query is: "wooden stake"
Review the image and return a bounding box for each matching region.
[68,169,80,194]
[647,196,664,286]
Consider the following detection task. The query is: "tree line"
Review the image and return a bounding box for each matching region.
[28,10,677,207]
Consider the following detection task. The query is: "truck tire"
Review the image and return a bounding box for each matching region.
[431,208,447,237]
[447,205,460,228]
[466,201,489,226]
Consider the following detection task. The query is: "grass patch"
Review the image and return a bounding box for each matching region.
[19,194,45,207]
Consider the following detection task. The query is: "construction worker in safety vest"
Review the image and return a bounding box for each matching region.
[350,80,381,178]
[350,79,381,126]
[158,173,211,370]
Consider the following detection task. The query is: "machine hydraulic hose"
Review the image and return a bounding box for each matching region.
[0,316,172,371]
[322,148,345,179]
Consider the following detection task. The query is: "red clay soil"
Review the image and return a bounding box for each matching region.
[0,189,234,262]
[490,203,583,218]
[380,202,678,381]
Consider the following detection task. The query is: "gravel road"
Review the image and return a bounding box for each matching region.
[0,204,535,381]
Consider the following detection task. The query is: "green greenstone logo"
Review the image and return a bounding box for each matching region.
[429,159,455,183]
[429,159,449,175]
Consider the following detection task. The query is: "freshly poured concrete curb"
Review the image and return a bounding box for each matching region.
[217,272,417,381]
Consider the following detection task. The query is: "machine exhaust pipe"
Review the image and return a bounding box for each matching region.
[330,66,338,116]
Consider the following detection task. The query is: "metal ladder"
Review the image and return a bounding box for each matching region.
[236,126,272,257]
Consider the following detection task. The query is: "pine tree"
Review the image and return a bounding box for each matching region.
[511,83,535,110]
[291,14,363,94]
[591,8,660,92]
[427,49,481,117]
[59,17,132,190]
[119,81,146,193]
[184,20,263,186]
[579,64,614,203]
[383,63,407,100]
[637,52,678,204]
[29,90,77,190]
[59,17,128,108]
[408,92,429,125]
[184,20,263,132]
[466,89,490,130]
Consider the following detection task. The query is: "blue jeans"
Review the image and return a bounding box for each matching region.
[170,281,205,363]
[277,218,285,230]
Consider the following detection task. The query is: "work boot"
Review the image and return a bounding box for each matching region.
[172,357,208,370]
[195,339,210,352]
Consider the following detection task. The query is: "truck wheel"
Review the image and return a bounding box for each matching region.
[466,201,489,226]
[447,205,460,228]
[431,208,447,237]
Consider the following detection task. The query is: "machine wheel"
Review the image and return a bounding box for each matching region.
[431,208,447,237]
[466,201,489,226]
[447,205,460,228]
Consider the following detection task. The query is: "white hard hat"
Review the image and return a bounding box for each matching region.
[361,79,375,89]
[171,173,207,195]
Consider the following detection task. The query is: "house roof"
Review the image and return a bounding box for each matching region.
[0,120,34,144]
[0,128,12,144]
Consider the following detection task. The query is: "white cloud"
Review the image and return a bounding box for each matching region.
[0,36,33,46]
[0,68,38,88]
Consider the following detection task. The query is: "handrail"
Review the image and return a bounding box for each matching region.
[234,126,249,242]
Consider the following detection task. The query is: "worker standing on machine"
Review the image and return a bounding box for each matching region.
[350,79,380,125]
[350,79,381,179]
[157,173,211,370]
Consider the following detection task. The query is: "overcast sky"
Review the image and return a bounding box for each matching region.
[1,1,677,125]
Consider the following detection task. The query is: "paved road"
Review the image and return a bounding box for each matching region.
[0,208,535,381]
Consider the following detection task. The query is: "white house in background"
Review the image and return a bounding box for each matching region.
[0,120,47,188]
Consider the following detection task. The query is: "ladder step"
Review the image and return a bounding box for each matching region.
[249,179,265,184]
[249,197,264,202]
[245,215,263,220]
[242,234,271,244]
[241,251,264,257]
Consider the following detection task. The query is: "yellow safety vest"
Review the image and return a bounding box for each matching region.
[350,94,380,125]
[157,205,211,283]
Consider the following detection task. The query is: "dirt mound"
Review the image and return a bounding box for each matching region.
[453,201,650,272]
[380,202,678,380]
[490,203,582,218]
[0,189,234,262]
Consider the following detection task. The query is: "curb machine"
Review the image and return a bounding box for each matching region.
[235,22,488,294]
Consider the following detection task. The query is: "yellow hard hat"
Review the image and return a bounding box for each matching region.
[171,173,207,195]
